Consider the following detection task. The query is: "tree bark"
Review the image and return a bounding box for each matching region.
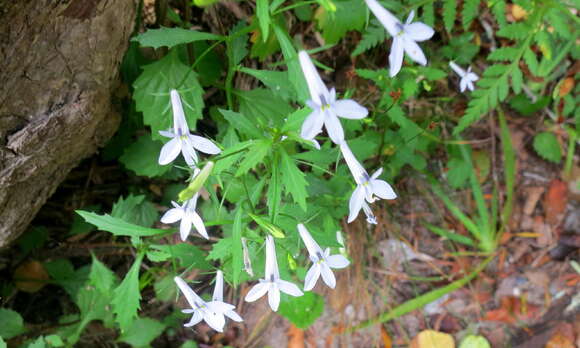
[0,0,137,248]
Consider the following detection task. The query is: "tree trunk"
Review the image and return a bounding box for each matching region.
[0,0,137,248]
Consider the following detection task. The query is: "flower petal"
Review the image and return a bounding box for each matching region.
[191,212,209,239]
[460,78,468,92]
[174,276,204,309]
[371,167,384,180]
[449,61,466,77]
[206,300,236,314]
[324,112,345,144]
[371,179,397,199]
[389,37,405,77]
[277,279,304,297]
[244,282,270,302]
[298,224,323,258]
[160,208,184,224]
[402,38,427,66]
[348,185,365,223]
[179,213,193,241]
[320,263,336,288]
[326,255,350,269]
[158,137,182,165]
[304,263,321,291]
[467,72,479,82]
[300,109,324,141]
[333,100,368,119]
[190,135,221,154]
[268,283,281,311]
[170,89,190,136]
[181,137,199,167]
[298,51,330,105]
[467,81,475,91]
[340,141,367,184]
[362,202,378,224]
[226,310,244,322]
[203,311,226,332]
[364,0,400,37]
[213,270,224,302]
[265,236,280,279]
[404,22,434,42]
[159,130,175,138]
[184,311,203,327]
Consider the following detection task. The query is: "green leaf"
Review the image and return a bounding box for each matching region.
[267,153,282,221]
[207,238,233,261]
[257,0,271,42]
[239,67,296,101]
[249,213,285,238]
[232,208,244,287]
[508,94,550,116]
[443,0,457,33]
[45,335,64,347]
[280,149,309,211]
[111,194,158,228]
[154,275,177,302]
[180,342,199,348]
[459,335,491,348]
[132,27,222,49]
[26,337,46,348]
[533,132,562,163]
[278,292,324,329]
[273,24,309,102]
[149,244,212,270]
[0,308,25,339]
[237,88,294,127]
[236,139,271,176]
[220,109,262,138]
[133,50,204,140]
[447,157,470,188]
[0,337,6,348]
[119,317,166,347]
[119,136,170,178]
[112,253,144,331]
[316,0,366,44]
[351,21,387,57]
[76,211,167,237]
[89,254,117,295]
[462,0,481,29]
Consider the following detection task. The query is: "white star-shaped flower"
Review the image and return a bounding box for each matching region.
[298,51,368,146]
[364,0,434,77]
[174,276,235,332]
[244,236,303,311]
[449,61,479,92]
[212,271,243,323]
[340,141,397,224]
[297,224,350,291]
[160,190,207,240]
[158,89,221,167]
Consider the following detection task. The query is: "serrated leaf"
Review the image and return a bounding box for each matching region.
[273,24,309,102]
[351,21,387,57]
[462,0,480,29]
[119,317,166,347]
[132,27,222,49]
[533,132,562,163]
[239,67,297,101]
[220,109,262,138]
[421,2,434,27]
[280,149,309,210]
[443,0,457,33]
[76,211,167,237]
[111,194,158,228]
[278,292,324,328]
[0,308,25,339]
[112,254,144,331]
[89,254,117,295]
[316,0,366,44]
[236,140,271,176]
[257,0,271,42]
[133,50,204,140]
[149,244,212,270]
[119,136,170,178]
[238,88,294,128]
[511,67,523,94]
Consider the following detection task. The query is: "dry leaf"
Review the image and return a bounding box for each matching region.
[511,4,528,20]
[287,324,305,348]
[14,259,49,293]
[410,330,455,348]
[523,187,545,215]
[381,326,393,348]
[545,333,575,348]
[559,77,575,97]
[544,179,568,226]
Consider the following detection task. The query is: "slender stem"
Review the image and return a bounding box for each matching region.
[272,0,317,15]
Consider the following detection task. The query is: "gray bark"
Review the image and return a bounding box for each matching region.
[0,0,137,248]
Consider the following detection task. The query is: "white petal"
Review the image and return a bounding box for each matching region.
[213,270,224,302]
[326,255,350,269]
[460,78,468,92]
[362,202,378,224]
[268,283,281,311]
[179,213,193,241]
[203,310,226,332]
[333,100,368,119]
[184,311,203,327]
[158,137,182,165]
[404,22,434,42]
[265,236,280,279]
[320,263,336,289]
[300,109,325,141]
[182,309,196,314]
[160,208,184,224]
[406,10,415,24]
[364,0,400,37]
[190,135,221,154]
[206,300,236,314]
[467,80,475,91]
[348,185,365,223]
[297,224,323,258]
[174,276,203,309]
[371,167,383,180]
[340,141,367,184]
[389,37,405,77]
[298,51,330,105]
[159,130,175,138]
[191,212,209,239]
[244,282,270,302]
[402,38,427,66]
[170,89,190,136]
[304,263,321,291]
[226,310,244,322]
[371,179,397,199]
[181,137,199,167]
[324,112,345,144]
[449,61,466,77]
[277,280,304,297]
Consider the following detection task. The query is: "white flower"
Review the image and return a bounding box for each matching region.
[298,224,350,291]
[339,141,397,224]
[449,61,479,92]
[364,0,434,77]
[174,276,235,332]
[158,89,221,167]
[244,236,303,311]
[160,193,208,240]
[212,271,243,322]
[298,51,368,145]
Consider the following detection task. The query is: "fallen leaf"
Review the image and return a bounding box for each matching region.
[411,330,455,348]
[558,77,575,97]
[511,4,528,20]
[523,187,545,215]
[533,216,553,247]
[381,326,393,348]
[545,333,575,348]
[14,260,49,293]
[544,179,568,226]
[287,324,305,348]
[459,335,491,348]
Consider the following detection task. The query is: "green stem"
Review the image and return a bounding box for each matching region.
[272,0,317,15]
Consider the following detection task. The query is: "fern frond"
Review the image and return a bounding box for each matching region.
[443,0,457,33]
[487,47,520,61]
[462,0,481,29]
[352,21,387,57]
[489,0,507,28]
[421,2,434,27]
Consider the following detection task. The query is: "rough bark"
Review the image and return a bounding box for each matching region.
[0,0,136,248]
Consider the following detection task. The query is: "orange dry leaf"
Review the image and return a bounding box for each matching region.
[511,4,528,20]
[14,259,49,293]
[545,333,575,348]
[559,77,575,97]
[484,297,540,324]
[287,324,305,348]
[410,330,455,348]
[381,326,393,348]
[544,179,568,226]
